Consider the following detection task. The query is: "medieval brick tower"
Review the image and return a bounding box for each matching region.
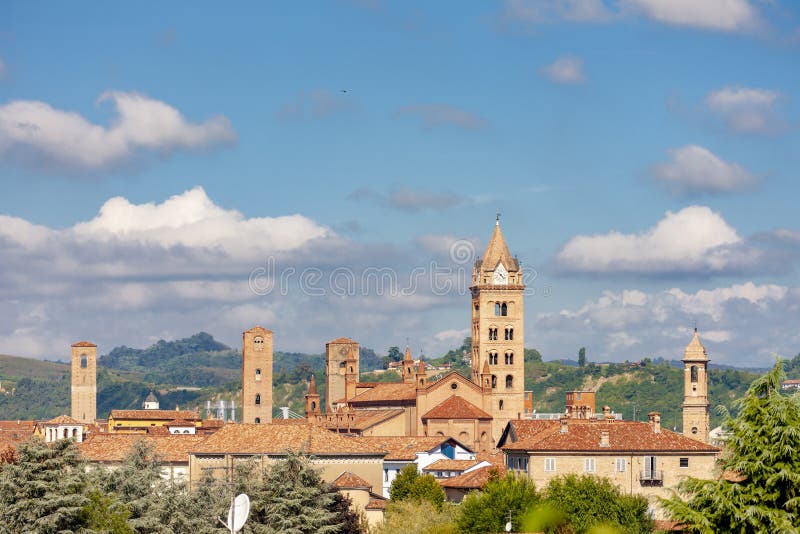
[682,328,710,443]
[325,337,359,411]
[71,341,97,423]
[471,217,525,440]
[242,326,273,424]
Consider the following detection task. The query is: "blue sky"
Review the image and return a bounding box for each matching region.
[1,1,798,366]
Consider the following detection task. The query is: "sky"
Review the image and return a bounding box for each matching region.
[0,1,799,367]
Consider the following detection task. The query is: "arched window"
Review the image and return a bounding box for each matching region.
[491,375,497,389]
[499,400,504,410]
[80,354,87,368]
[254,336,264,351]
[349,366,354,373]
[489,351,498,365]
[690,365,698,383]
[506,375,513,388]
[184,430,190,434]
[505,352,514,365]
[255,394,261,405]
[494,303,501,316]
[255,368,262,381]
[255,417,261,424]
[72,428,77,438]
[489,328,498,340]
[501,303,508,316]
[419,379,424,386]
[505,328,513,341]
[311,401,316,412]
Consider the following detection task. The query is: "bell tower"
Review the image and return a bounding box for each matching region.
[682,328,710,443]
[242,326,273,424]
[325,338,359,411]
[71,341,97,423]
[471,216,525,440]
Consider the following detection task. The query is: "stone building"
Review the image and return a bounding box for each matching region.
[682,329,710,443]
[241,326,274,424]
[71,341,97,424]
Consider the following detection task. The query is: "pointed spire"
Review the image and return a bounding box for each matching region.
[683,328,709,362]
[417,360,426,374]
[481,218,517,272]
[482,359,490,374]
[404,345,412,361]
[307,374,318,395]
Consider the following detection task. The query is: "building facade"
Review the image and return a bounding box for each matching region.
[682,329,710,443]
[241,326,274,424]
[71,341,97,424]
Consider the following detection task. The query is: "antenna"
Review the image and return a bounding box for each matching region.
[229,399,236,423]
[224,493,250,533]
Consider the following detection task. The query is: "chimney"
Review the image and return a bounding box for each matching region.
[600,429,610,447]
[560,415,569,433]
[648,412,661,433]
[602,405,611,419]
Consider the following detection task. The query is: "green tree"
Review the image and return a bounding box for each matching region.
[407,473,446,511]
[373,499,456,534]
[390,464,421,501]
[524,348,543,363]
[578,347,587,367]
[387,346,403,362]
[538,474,652,534]
[0,437,89,533]
[456,471,538,533]
[661,359,800,533]
[81,489,134,533]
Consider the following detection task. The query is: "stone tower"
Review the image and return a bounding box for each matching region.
[242,326,273,424]
[471,217,525,440]
[71,341,97,424]
[325,338,359,411]
[305,375,321,421]
[682,328,710,443]
[401,345,415,384]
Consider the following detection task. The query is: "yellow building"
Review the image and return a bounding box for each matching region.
[107,409,201,434]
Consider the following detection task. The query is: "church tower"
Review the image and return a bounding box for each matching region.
[71,341,97,424]
[471,217,525,440]
[305,375,321,421]
[325,338,359,411]
[402,345,415,384]
[682,328,710,443]
[242,326,273,424]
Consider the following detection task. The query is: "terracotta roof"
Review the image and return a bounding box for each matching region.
[366,498,388,510]
[244,325,272,334]
[359,436,458,461]
[323,409,405,432]
[71,341,97,347]
[475,448,506,468]
[479,222,518,272]
[0,420,36,432]
[328,337,357,344]
[44,415,82,425]
[502,420,720,453]
[332,471,372,490]
[347,383,416,404]
[190,423,386,456]
[307,375,318,395]
[422,396,492,420]
[79,434,206,463]
[109,410,200,421]
[423,459,480,472]
[201,419,225,428]
[146,426,171,435]
[440,466,506,490]
[165,419,195,427]
[503,420,559,443]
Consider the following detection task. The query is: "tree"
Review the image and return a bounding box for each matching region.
[390,464,420,501]
[661,360,800,533]
[578,347,587,367]
[0,437,90,533]
[456,471,539,533]
[373,499,456,534]
[524,348,543,363]
[389,465,445,510]
[81,489,134,533]
[387,346,403,362]
[537,474,652,534]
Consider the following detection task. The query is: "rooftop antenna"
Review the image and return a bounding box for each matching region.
[222,493,250,533]
[229,399,236,423]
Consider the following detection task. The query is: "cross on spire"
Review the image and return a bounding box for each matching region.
[496,212,501,225]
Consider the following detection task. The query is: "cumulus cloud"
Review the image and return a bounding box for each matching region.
[651,145,758,194]
[395,104,488,130]
[275,89,354,121]
[555,205,766,275]
[540,55,585,84]
[348,187,468,212]
[0,91,236,173]
[706,87,784,134]
[534,282,800,366]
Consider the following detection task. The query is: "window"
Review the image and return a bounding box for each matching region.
[489,328,498,340]
[254,417,261,424]
[643,456,658,478]
[80,354,87,368]
[680,458,689,468]
[255,394,261,405]
[255,368,262,381]
[544,458,556,473]
[384,469,389,482]
[254,336,264,351]
[616,458,626,472]
[491,375,497,389]
[691,365,698,383]
[494,303,501,316]
[489,352,498,365]
[72,428,77,438]
[442,442,456,459]
[505,375,513,388]
[505,328,513,340]
[419,379,424,386]
[584,458,596,473]
[310,401,316,412]
[505,352,514,365]
[499,400,504,410]
[501,303,508,316]
[450,382,458,390]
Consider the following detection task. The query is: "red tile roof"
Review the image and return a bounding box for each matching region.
[423,459,480,472]
[440,466,506,490]
[366,498,388,510]
[244,326,272,334]
[109,410,201,421]
[165,419,195,427]
[45,415,82,425]
[71,341,97,347]
[190,423,387,456]
[323,409,405,432]
[421,395,492,420]
[79,434,206,463]
[0,420,35,432]
[502,420,719,453]
[359,436,457,461]
[332,471,372,490]
[348,383,417,404]
[328,337,357,344]
[475,448,506,468]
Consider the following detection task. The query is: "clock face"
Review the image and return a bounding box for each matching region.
[493,263,508,285]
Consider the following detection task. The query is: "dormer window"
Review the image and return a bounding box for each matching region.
[254,336,264,351]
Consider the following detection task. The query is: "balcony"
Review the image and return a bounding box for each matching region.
[639,470,664,486]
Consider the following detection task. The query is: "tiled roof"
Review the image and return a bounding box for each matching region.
[502,420,720,453]
[479,223,518,272]
[45,415,82,425]
[201,419,225,428]
[421,396,492,420]
[332,471,372,490]
[347,383,417,404]
[475,448,506,468]
[109,410,200,421]
[359,436,453,461]
[165,419,195,427]
[366,498,388,510]
[323,409,405,432]
[190,423,386,456]
[0,420,35,432]
[71,341,97,347]
[440,466,506,490]
[244,325,271,334]
[503,420,562,443]
[328,337,357,344]
[79,434,206,463]
[423,459,480,472]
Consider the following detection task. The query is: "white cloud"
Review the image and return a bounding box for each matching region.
[535,282,800,366]
[651,145,758,194]
[706,86,783,134]
[395,104,488,130]
[619,0,760,31]
[540,55,586,84]
[0,91,235,172]
[556,205,763,275]
[433,328,470,343]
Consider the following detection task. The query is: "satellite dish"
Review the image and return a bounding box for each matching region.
[226,494,251,533]
[505,520,512,532]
